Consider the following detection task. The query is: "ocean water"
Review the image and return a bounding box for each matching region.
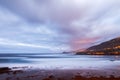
[0,53,120,70]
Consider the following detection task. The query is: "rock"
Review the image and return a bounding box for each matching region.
[0,67,11,74]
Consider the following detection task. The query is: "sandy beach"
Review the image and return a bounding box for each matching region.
[0,66,120,80]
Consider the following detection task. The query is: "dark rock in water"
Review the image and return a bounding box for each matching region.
[0,67,11,71]
[0,67,11,74]
[13,70,24,75]
[110,60,115,61]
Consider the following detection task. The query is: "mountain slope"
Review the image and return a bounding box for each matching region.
[76,37,120,55]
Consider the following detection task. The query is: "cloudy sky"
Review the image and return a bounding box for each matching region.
[0,0,120,53]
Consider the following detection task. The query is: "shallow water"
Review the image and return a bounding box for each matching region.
[0,53,120,70]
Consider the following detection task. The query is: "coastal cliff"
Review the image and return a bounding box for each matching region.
[76,37,120,55]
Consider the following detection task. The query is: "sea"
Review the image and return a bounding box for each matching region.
[0,53,120,70]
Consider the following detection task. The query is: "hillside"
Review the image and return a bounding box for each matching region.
[76,37,120,55]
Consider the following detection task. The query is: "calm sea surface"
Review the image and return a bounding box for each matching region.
[0,53,120,70]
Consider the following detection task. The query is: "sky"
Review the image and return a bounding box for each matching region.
[0,0,120,53]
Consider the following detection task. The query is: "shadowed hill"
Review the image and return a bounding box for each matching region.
[76,37,120,55]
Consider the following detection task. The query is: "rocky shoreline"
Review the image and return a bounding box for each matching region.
[0,67,120,80]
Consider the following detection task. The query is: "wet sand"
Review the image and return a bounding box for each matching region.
[0,67,120,80]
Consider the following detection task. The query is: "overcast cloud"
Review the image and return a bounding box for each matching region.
[0,0,120,53]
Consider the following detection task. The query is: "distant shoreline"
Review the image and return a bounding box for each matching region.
[76,53,120,55]
[76,51,120,55]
